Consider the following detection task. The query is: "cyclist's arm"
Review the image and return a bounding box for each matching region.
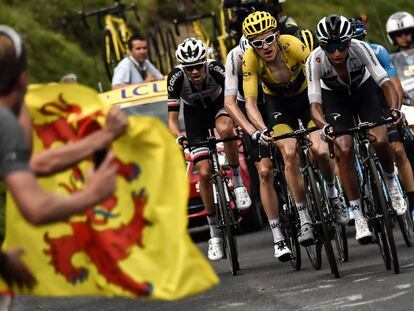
[374,44,404,108]
[306,50,327,128]
[224,48,257,135]
[167,68,184,138]
[30,106,127,176]
[354,40,398,109]
[242,49,266,131]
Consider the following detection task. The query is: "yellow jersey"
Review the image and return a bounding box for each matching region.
[242,34,310,98]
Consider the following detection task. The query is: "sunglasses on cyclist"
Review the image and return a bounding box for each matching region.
[392,29,412,37]
[322,41,349,54]
[183,63,205,72]
[249,33,277,49]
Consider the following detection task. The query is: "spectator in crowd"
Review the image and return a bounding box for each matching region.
[0,25,119,291]
[112,34,163,89]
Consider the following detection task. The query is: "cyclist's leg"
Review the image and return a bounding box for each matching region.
[266,94,313,245]
[215,104,252,210]
[239,100,291,259]
[299,90,349,224]
[322,88,372,243]
[360,79,407,215]
[184,105,223,260]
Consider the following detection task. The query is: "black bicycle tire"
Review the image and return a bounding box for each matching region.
[216,176,239,275]
[334,224,348,262]
[397,210,413,247]
[102,28,121,82]
[369,159,400,274]
[303,169,322,270]
[308,168,340,278]
[283,194,301,271]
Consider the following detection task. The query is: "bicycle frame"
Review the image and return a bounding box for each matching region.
[104,15,131,62]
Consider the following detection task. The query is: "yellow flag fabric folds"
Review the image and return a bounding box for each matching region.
[0,84,218,299]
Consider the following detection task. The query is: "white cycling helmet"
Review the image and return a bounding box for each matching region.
[175,37,207,66]
[316,15,353,45]
[239,35,249,54]
[386,11,414,45]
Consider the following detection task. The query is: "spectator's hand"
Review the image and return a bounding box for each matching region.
[0,248,36,289]
[145,73,156,82]
[104,106,128,140]
[86,151,118,203]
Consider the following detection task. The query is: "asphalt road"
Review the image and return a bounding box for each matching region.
[11,225,414,311]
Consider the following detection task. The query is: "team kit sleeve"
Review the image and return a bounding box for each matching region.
[0,111,30,177]
[306,50,323,104]
[224,49,240,97]
[242,48,260,98]
[166,68,184,112]
[354,40,389,87]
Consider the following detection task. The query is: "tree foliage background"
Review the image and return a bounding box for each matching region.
[0,0,413,91]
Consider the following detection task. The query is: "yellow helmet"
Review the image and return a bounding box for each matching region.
[296,28,317,51]
[242,11,278,39]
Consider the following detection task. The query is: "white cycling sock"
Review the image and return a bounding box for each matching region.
[207,213,220,238]
[296,202,312,226]
[349,199,364,220]
[325,179,339,199]
[230,165,243,188]
[269,218,284,243]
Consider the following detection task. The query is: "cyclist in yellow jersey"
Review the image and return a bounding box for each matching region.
[241,11,348,246]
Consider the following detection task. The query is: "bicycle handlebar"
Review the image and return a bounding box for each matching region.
[272,126,319,141]
[327,110,400,159]
[182,135,240,150]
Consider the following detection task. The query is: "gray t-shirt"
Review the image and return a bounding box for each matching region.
[111,56,164,86]
[0,107,30,178]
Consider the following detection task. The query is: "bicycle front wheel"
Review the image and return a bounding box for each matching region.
[216,176,239,275]
[307,168,340,278]
[369,159,400,274]
[334,224,348,262]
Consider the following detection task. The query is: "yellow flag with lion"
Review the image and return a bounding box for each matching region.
[0,84,218,299]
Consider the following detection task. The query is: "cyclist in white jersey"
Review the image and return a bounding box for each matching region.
[307,15,407,243]
[167,38,252,261]
[224,36,292,261]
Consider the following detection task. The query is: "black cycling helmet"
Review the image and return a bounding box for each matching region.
[316,15,353,45]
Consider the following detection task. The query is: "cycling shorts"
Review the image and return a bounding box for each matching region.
[184,95,230,164]
[265,90,315,136]
[322,77,391,132]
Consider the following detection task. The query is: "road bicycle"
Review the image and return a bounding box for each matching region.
[183,133,241,276]
[273,122,341,278]
[329,113,403,274]
[80,1,141,81]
